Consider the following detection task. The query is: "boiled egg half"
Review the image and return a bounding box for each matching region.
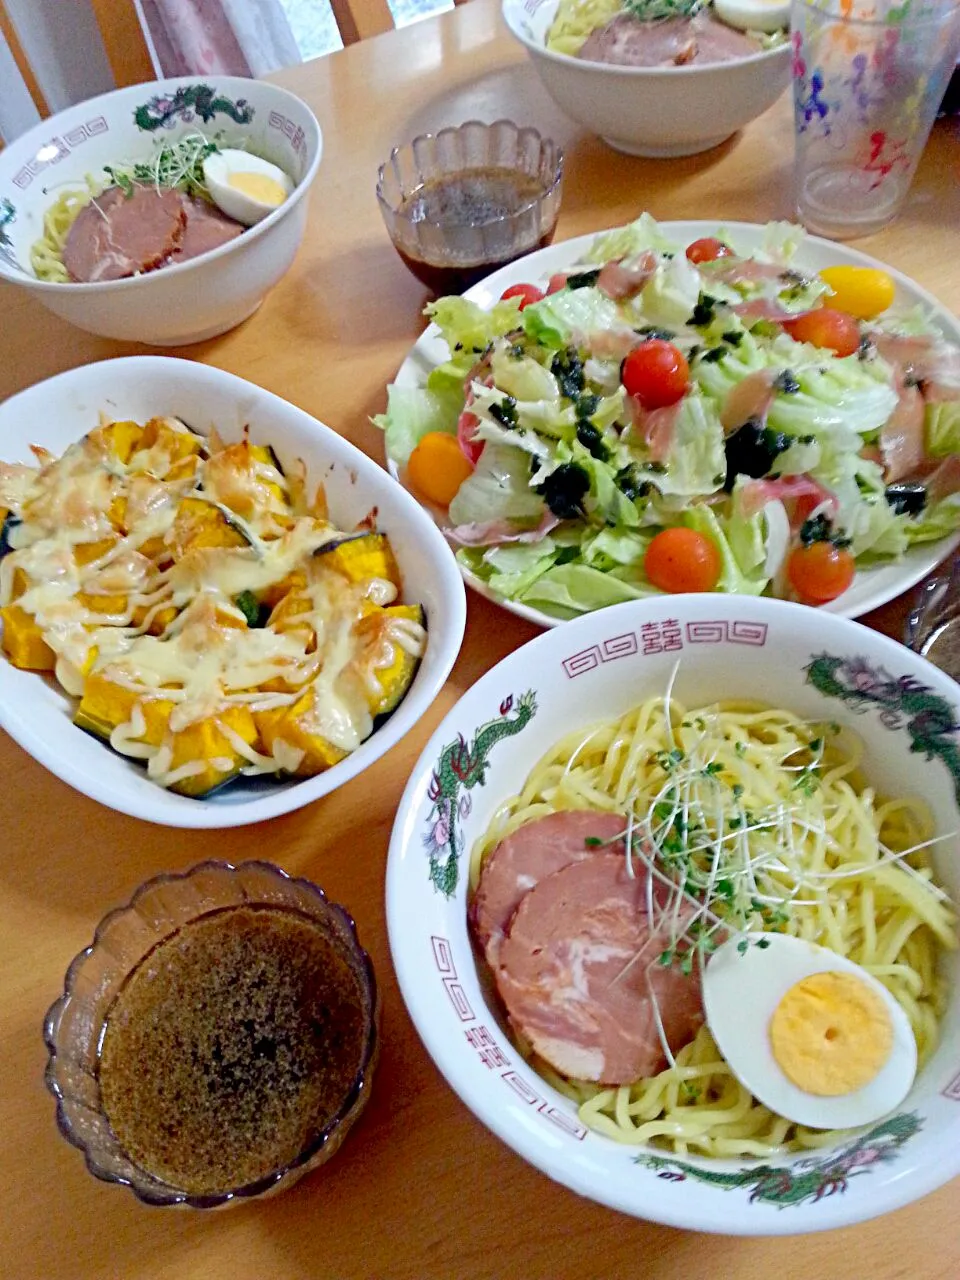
[713,0,789,34]
[203,149,294,227]
[703,933,917,1129]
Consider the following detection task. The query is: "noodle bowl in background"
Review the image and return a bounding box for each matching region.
[0,76,321,344]
[387,595,960,1234]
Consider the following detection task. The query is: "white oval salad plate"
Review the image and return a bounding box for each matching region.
[379,218,960,628]
[387,594,960,1234]
[0,357,466,828]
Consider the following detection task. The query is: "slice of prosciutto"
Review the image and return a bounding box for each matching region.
[596,251,657,301]
[879,369,926,484]
[444,511,559,547]
[495,854,704,1084]
[471,810,627,968]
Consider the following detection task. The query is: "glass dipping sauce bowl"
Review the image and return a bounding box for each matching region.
[43,860,379,1208]
[376,119,564,293]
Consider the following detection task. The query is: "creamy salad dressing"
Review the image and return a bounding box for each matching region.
[0,416,427,792]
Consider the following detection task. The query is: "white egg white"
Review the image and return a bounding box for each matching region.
[203,149,294,227]
[713,0,789,34]
[703,932,917,1129]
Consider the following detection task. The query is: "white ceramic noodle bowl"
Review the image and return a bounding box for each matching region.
[0,77,322,344]
[0,357,466,829]
[387,595,960,1233]
[501,0,791,157]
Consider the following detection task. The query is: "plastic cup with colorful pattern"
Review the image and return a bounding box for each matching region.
[790,0,960,240]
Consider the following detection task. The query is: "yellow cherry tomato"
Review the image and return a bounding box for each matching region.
[407,431,474,507]
[818,265,895,321]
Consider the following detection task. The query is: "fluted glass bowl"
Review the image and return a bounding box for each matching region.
[376,119,563,292]
[43,861,379,1208]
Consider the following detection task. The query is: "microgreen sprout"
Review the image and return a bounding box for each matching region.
[596,675,958,1076]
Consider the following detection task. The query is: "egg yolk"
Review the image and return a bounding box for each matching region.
[769,971,893,1097]
[226,172,287,207]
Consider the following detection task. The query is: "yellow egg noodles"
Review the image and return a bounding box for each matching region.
[29,182,97,282]
[469,694,957,1158]
[546,0,623,54]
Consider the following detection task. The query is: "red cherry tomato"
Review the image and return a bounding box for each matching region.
[782,307,861,357]
[546,272,568,295]
[787,541,856,604]
[621,340,690,410]
[685,237,733,265]
[644,528,722,594]
[500,282,544,310]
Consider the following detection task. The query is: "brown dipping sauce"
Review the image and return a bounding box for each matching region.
[98,904,372,1197]
[395,166,558,293]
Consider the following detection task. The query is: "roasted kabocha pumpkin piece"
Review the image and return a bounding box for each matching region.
[167,495,251,559]
[201,438,288,521]
[131,418,204,477]
[254,687,350,776]
[355,603,426,716]
[165,706,259,797]
[314,532,401,589]
[76,592,129,617]
[0,604,55,670]
[86,420,144,465]
[74,671,173,746]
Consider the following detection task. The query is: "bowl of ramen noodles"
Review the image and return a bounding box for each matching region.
[501,0,791,157]
[0,76,321,344]
[0,356,466,828]
[387,593,960,1232]
[45,860,380,1207]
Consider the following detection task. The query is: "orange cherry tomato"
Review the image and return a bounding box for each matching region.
[782,307,861,357]
[500,282,544,310]
[644,528,722,594]
[685,237,733,265]
[407,432,474,507]
[622,340,690,410]
[787,541,856,604]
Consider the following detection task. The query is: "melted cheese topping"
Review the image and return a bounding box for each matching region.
[1,418,427,792]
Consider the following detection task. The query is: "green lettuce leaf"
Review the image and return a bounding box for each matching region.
[584,212,680,264]
[521,288,620,349]
[682,505,768,595]
[371,384,461,465]
[447,443,544,527]
[519,561,657,616]
[426,295,522,352]
[925,400,960,458]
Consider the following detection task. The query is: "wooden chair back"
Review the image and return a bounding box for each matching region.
[1,0,471,121]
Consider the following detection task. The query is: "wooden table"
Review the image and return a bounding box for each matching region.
[2,4,958,1277]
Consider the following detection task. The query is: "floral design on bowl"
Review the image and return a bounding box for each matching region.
[806,652,960,802]
[635,1112,923,1208]
[134,83,255,132]
[425,689,537,896]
